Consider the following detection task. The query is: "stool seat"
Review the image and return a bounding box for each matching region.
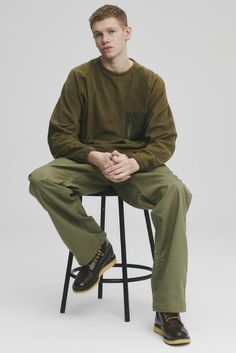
[60,188,155,322]
[86,186,118,197]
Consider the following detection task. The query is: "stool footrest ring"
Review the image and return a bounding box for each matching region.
[71,263,152,283]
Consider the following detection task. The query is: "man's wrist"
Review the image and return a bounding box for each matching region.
[130,158,140,173]
[87,151,99,165]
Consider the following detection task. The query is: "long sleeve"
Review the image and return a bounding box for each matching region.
[127,78,177,171]
[47,70,96,162]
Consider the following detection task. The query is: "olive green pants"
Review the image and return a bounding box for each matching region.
[28,157,192,312]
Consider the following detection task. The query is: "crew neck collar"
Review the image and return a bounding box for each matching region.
[96,56,137,76]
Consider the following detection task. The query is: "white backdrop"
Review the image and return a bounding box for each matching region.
[1,1,236,352]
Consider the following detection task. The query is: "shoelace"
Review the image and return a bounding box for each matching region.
[164,313,180,322]
[87,249,105,270]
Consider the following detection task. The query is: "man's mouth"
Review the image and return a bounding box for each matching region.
[102,46,113,51]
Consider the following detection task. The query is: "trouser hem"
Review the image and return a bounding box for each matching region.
[152,306,186,313]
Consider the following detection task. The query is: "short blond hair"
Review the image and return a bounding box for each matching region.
[89,4,128,29]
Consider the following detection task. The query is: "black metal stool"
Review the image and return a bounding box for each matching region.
[60,187,155,322]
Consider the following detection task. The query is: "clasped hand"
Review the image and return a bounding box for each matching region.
[88,150,140,183]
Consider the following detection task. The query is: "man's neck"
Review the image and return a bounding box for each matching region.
[100,55,133,73]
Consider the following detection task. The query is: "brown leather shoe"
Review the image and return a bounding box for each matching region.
[72,239,116,293]
[154,312,191,345]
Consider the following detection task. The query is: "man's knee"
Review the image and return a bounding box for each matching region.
[168,176,184,191]
[28,165,51,195]
[167,176,192,205]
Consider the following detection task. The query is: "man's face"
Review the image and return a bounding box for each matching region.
[92,17,131,60]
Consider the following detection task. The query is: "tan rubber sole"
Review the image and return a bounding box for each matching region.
[73,258,117,294]
[153,325,191,345]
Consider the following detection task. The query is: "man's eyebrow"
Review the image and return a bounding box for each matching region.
[93,27,116,34]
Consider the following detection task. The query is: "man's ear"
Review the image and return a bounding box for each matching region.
[125,26,132,41]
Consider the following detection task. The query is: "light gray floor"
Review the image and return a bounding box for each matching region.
[1,220,235,352]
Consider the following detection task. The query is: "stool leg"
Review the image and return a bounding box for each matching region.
[60,251,73,313]
[118,197,130,322]
[144,210,155,260]
[98,196,106,299]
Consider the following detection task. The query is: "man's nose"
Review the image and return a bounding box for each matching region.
[102,32,109,43]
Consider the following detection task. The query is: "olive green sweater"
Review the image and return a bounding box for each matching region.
[48,56,177,171]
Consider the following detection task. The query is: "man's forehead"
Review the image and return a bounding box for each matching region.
[92,17,122,32]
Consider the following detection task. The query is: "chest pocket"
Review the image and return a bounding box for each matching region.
[124,112,147,140]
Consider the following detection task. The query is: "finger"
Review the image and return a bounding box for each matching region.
[111,155,124,164]
[111,150,120,156]
[103,160,115,169]
[112,155,128,165]
[107,167,128,176]
[110,171,130,180]
[108,164,130,175]
[111,155,120,163]
[105,162,124,173]
[112,175,131,183]
[103,173,128,183]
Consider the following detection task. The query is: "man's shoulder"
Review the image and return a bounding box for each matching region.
[69,58,97,77]
[135,60,165,87]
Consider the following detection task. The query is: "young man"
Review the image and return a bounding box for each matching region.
[28,4,192,346]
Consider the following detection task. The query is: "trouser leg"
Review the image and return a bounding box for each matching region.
[28,157,111,265]
[113,165,192,313]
